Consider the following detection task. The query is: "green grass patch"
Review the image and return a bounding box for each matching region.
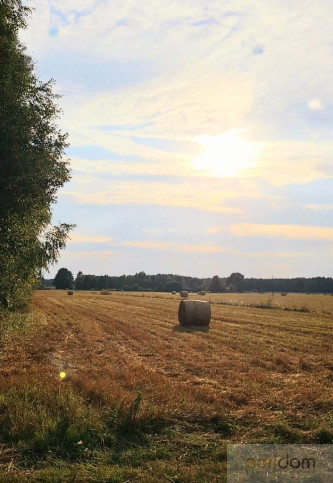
[0,376,231,481]
[0,311,37,347]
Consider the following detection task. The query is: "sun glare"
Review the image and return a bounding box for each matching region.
[193,130,258,177]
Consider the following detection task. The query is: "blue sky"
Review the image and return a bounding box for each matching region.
[21,0,333,279]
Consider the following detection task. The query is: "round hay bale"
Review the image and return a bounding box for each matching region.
[180,291,188,298]
[67,290,74,295]
[172,291,176,295]
[178,300,211,327]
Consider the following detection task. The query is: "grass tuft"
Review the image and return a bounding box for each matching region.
[250,298,274,309]
[0,377,103,459]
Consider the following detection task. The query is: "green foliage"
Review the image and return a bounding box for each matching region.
[209,275,224,293]
[53,268,74,290]
[164,280,183,292]
[0,311,37,347]
[49,271,333,294]
[227,272,244,292]
[155,281,164,292]
[0,1,74,309]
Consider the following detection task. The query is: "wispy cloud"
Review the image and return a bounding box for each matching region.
[61,250,117,260]
[70,156,195,178]
[61,70,253,146]
[205,226,228,234]
[121,241,168,250]
[306,204,333,211]
[180,244,225,254]
[68,233,114,243]
[119,241,225,253]
[243,141,330,186]
[230,223,333,241]
[230,249,304,259]
[62,176,243,213]
[142,228,178,235]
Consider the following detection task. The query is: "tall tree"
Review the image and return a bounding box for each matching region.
[53,268,74,290]
[0,1,74,308]
[209,275,223,293]
[227,272,244,292]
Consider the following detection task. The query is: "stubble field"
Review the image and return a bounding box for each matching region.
[0,290,332,481]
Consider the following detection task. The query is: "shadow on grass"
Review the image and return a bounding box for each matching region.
[172,324,210,333]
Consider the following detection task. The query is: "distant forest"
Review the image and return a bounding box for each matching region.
[43,271,333,294]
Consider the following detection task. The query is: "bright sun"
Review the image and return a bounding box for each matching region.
[193,130,258,177]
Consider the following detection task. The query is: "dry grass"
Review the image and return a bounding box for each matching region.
[202,291,333,313]
[0,290,332,480]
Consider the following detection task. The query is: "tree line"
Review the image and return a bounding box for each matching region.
[49,269,333,294]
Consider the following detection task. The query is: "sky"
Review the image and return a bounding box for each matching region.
[21,0,333,279]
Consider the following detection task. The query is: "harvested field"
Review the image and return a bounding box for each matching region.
[0,290,332,481]
[137,290,333,314]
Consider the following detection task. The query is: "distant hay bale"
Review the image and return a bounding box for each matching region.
[100,290,111,295]
[67,290,74,295]
[172,291,177,295]
[178,300,211,327]
[281,293,288,296]
[198,291,206,296]
[180,291,188,298]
